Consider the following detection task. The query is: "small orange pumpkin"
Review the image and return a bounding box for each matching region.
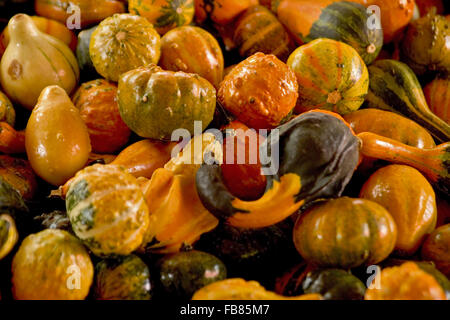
[424,77,450,125]
[194,0,259,25]
[0,155,37,201]
[421,224,450,278]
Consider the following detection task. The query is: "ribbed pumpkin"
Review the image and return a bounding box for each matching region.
[118,64,216,140]
[364,262,446,300]
[0,213,18,260]
[0,155,37,201]
[66,164,150,257]
[0,90,15,127]
[94,254,152,300]
[160,26,224,88]
[11,229,94,300]
[401,11,450,77]
[128,0,195,35]
[293,197,397,269]
[34,0,126,28]
[0,14,79,110]
[287,38,369,115]
[424,77,450,125]
[360,165,437,256]
[194,0,259,25]
[233,5,294,62]
[25,86,91,186]
[218,52,298,129]
[90,14,161,82]
[72,79,131,154]
[421,224,450,278]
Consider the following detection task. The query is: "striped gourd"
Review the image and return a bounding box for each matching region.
[287,38,369,115]
[66,164,149,257]
[424,77,450,125]
[365,59,450,143]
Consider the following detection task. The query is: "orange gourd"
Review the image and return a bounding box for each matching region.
[0,155,37,200]
[0,122,25,154]
[424,77,450,125]
[194,0,259,25]
[421,224,450,278]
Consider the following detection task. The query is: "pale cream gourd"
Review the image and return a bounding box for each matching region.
[0,14,79,110]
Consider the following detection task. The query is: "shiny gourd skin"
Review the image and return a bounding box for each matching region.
[75,25,98,79]
[364,262,446,300]
[94,254,152,300]
[157,250,227,299]
[0,155,37,201]
[421,224,450,278]
[72,79,131,154]
[118,64,216,140]
[11,229,94,300]
[0,90,15,127]
[66,164,150,257]
[218,52,298,129]
[424,77,450,125]
[0,213,18,260]
[90,14,161,82]
[25,85,91,186]
[192,278,322,300]
[293,197,397,269]
[0,14,79,110]
[360,165,437,256]
[194,0,259,25]
[129,0,195,35]
[287,38,369,115]
[34,0,126,28]
[160,26,224,89]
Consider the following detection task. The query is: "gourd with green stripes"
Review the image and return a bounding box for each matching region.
[0,14,79,110]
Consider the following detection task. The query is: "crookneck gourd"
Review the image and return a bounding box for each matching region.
[0,14,79,110]
[365,59,450,143]
[196,111,361,229]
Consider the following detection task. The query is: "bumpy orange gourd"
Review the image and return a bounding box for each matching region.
[25,85,91,186]
[12,229,93,300]
[364,262,446,300]
[421,224,450,278]
[72,79,131,154]
[360,164,437,256]
[218,52,298,129]
[424,77,450,125]
[0,155,37,200]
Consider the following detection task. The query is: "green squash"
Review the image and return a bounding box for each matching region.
[157,250,226,299]
[302,268,366,300]
[76,25,99,80]
[305,1,383,65]
[366,59,450,143]
[118,64,216,140]
[94,254,152,300]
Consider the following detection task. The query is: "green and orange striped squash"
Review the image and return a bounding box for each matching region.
[273,1,383,65]
[90,14,161,82]
[287,38,369,115]
[365,59,450,143]
[233,5,294,62]
[129,0,195,35]
[424,77,450,125]
[159,26,224,89]
[66,164,150,257]
[293,197,397,269]
[11,229,94,300]
[94,254,152,300]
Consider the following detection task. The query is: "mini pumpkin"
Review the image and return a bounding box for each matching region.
[194,0,259,25]
[218,52,298,129]
[12,229,93,300]
[66,164,149,257]
[0,155,37,201]
[421,224,450,278]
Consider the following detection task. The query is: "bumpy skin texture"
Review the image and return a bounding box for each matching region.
[287,38,369,115]
[66,164,149,257]
[157,250,227,299]
[360,165,437,256]
[218,52,298,129]
[293,197,397,269]
[90,14,161,82]
[422,224,450,278]
[118,64,216,140]
[72,79,131,153]
[160,26,224,88]
[364,262,446,300]
[0,155,37,201]
[94,254,152,300]
[12,229,93,300]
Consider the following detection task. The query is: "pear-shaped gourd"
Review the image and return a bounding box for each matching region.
[25,86,91,186]
[0,14,79,110]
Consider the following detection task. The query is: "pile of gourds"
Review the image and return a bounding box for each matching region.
[0,0,448,301]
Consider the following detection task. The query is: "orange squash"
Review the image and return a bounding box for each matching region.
[34,0,126,28]
[424,77,450,125]
[365,262,446,300]
[194,0,259,25]
[360,164,437,256]
[0,122,25,154]
[421,224,450,278]
[415,0,444,16]
[0,155,37,201]
[72,79,131,154]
